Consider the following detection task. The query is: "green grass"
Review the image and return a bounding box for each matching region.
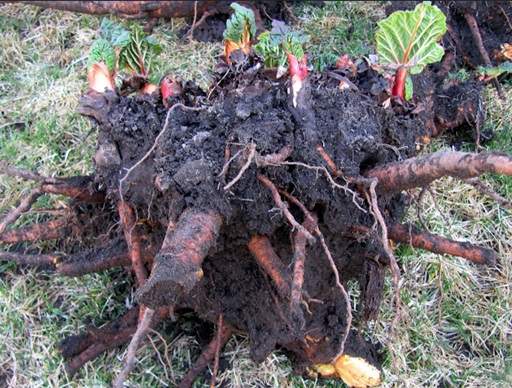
[1,2,512,387]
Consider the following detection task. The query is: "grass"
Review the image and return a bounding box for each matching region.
[0,2,511,387]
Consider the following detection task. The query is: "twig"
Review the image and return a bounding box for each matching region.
[223,143,256,191]
[119,103,204,201]
[465,177,512,210]
[0,188,42,234]
[113,307,156,388]
[256,174,315,241]
[210,314,223,388]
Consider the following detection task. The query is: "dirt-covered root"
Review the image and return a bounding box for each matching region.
[365,150,512,193]
[0,218,73,244]
[0,251,58,266]
[248,235,291,298]
[137,209,223,308]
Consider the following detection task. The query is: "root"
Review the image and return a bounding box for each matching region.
[248,235,291,298]
[113,307,156,388]
[62,307,139,376]
[366,179,401,333]
[280,190,352,355]
[388,223,498,265]
[366,151,512,193]
[178,324,232,388]
[40,176,105,203]
[257,174,315,241]
[0,251,58,266]
[223,143,256,191]
[0,218,71,244]
[316,144,342,176]
[0,188,42,234]
[19,1,226,19]
[56,238,148,277]
[118,201,148,286]
[290,227,308,313]
[137,209,223,307]
[280,161,367,213]
[255,145,294,167]
[0,160,58,184]
[465,178,512,210]
[210,314,224,388]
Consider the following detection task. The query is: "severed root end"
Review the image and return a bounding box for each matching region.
[136,259,205,307]
[136,209,222,308]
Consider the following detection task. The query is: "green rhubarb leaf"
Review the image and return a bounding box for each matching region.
[118,25,161,77]
[88,38,116,71]
[223,3,256,44]
[477,61,512,78]
[100,18,130,48]
[376,1,447,74]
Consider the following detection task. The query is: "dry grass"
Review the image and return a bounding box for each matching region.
[0,2,511,387]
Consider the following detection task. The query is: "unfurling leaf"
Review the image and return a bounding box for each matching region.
[223,3,257,62]
[376,2,446,74]
[253,20,308,70]
[100,18,130,48]
[88,38,116,71]
[118,25,162,78]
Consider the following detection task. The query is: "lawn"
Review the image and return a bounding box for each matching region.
[0,2,511,387]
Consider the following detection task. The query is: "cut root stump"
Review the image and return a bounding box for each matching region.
[137,209,223,308]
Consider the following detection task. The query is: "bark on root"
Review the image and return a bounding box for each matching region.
[388,223,497,265]
[137,209,223,308]
[18,1,233,19]
[0,218,72,244]
[365,151,512,193]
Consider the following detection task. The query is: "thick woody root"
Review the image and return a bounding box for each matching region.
[0,161,105,203]
[17,1,231,19]
[366,151,512,193]
[0,218,72,244]
[40,176,105,203]
[178,323,233,388]
[137,209,223,308]
[61,306,169,376]
[351,223,498,266]
[388,223,498,265]
[118,201,148,286]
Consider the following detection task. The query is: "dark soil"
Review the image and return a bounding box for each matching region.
[76,60,431,371]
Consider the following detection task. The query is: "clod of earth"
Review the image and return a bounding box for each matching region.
[2,2,512,387]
